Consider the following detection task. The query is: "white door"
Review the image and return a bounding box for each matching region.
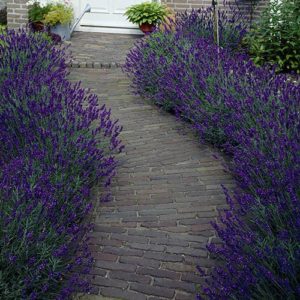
[73,0,151,34]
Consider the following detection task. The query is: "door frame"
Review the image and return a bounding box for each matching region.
[73,0,161,34]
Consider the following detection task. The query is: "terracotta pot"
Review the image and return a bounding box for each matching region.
[30,21,45,32]
[139,23,155,34]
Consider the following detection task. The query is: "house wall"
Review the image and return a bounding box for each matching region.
[162,0,213,11]
[162,0,269,21]
[5,0,269,29]
[7,0,27,29]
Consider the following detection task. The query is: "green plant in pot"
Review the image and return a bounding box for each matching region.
[44,1,73,41]
[27,0,73,40]
[125,2,169,34]
[27,0,52,31]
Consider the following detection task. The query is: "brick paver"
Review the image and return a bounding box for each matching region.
[67,32,141,68]
[70,35,232,300]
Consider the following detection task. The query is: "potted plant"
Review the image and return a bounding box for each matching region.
[44,1,73,41]
[27,0,73,40]
[125,2,169,34]
[27,0,52,31]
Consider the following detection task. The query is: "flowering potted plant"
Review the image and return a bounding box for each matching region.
[27,0,73,40]
[124,1,169,34]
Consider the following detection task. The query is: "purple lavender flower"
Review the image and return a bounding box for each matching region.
[0,29,123,298]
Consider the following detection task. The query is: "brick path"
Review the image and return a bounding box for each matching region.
[70,68,233,300]
[69,33,233,300]
[67,32,141,68]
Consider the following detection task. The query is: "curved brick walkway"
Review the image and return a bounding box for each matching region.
[69,34,233,300]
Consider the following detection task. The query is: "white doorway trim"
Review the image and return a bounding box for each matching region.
[74,25,142,35]
[73,0,161,35]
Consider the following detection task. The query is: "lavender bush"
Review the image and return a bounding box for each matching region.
[124,5,247,113]
[0,31,123,299]
[175,5,247,50]
[124,7,300,299]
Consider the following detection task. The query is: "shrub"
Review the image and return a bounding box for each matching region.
[0,30,123,299]
[124,6,300,299]
[124,30,180,111]
[189,43,300,299]
[0,6,7,25]
[124,6,247,112]
[245,0,300,73]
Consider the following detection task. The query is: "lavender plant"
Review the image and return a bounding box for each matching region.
[124,5,247,113]
[195,43,300,299]
[175,5,247,51]
[0,30,123,299]
[124,6,300,299]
